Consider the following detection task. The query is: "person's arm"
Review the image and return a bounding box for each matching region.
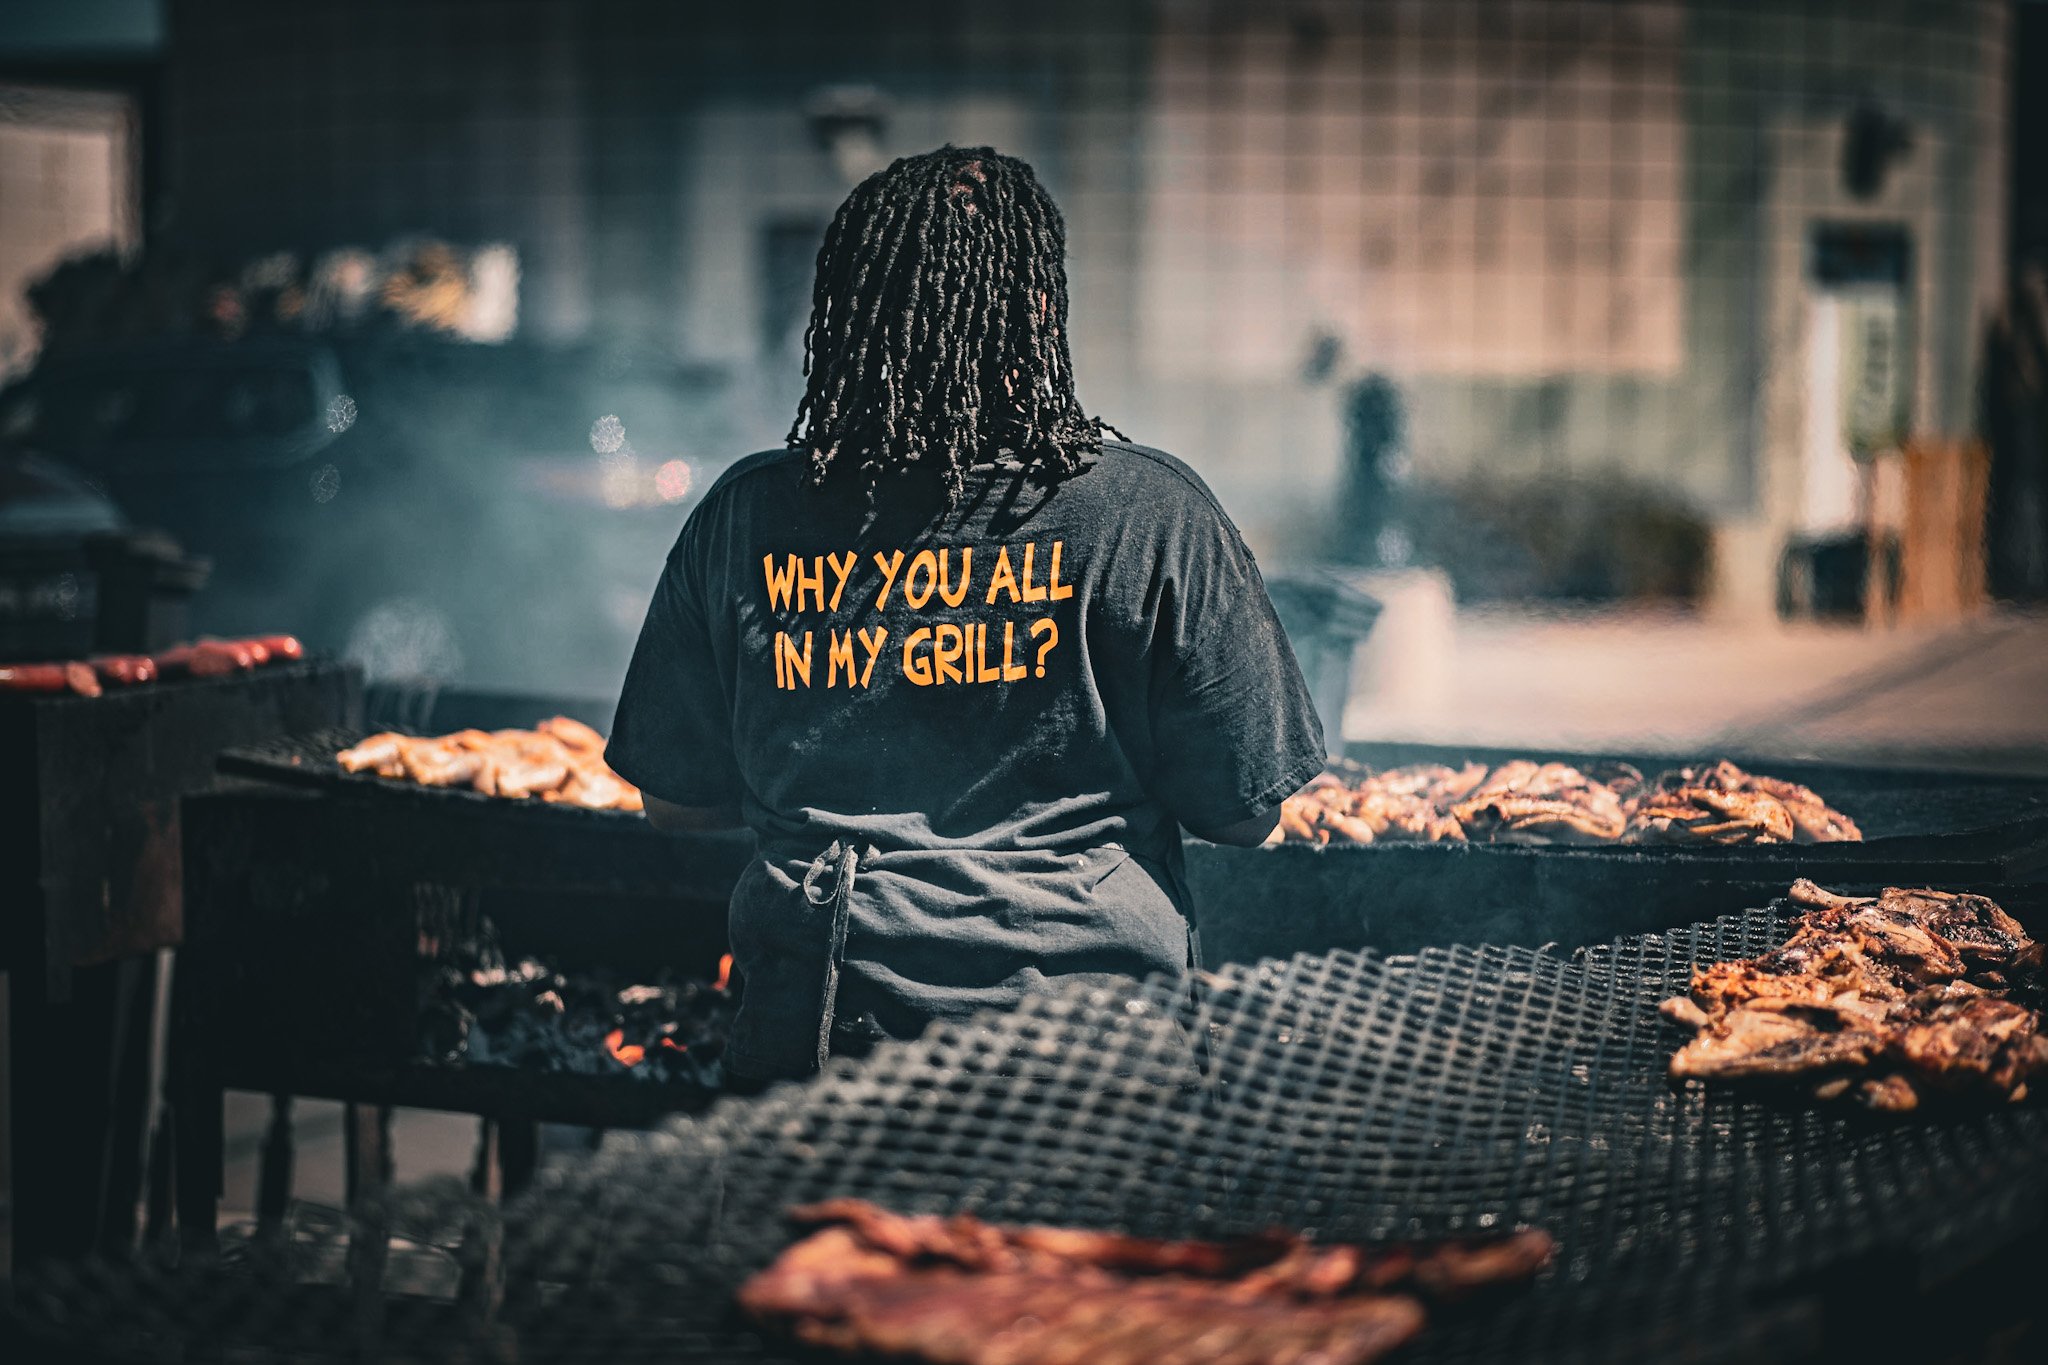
[1186,803,1284,847]
[1145,508,1327,844]
[643,794,745,834]
[606,524,748,827]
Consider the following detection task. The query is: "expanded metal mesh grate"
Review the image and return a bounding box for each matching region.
[16,907,2048,1364]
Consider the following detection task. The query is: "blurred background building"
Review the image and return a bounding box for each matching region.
[2,0,2043,754]
[8,0,2048,1294]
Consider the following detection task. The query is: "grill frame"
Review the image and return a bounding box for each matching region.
[218,729,2048,973]
[1,662,362,983]
[167,782,751,1253]
[1190,740,2048,966]
[1338,739,2048,860]
[0,659,359,1270]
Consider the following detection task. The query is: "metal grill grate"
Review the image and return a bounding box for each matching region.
[219,732,2048,860]
[214,730,649,825]
[1334,744,2048,852]
[15,907,2048,1364]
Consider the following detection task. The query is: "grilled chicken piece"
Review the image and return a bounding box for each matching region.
[1587,761,1647,803]
[544,762,639,811]
[1629,786,1795,844]
[1784,885,2037,994]
[337,732,407,776]
[1893,988,2048,1099]
[1351,787,1465,843]
[399,736,487,787]
[1787,879,1866,913]
[1368,762,1489,805]
[1667,881,2044,1108]
[1271,797,1328,845]
[1321,808,1380,845]
[1873,887,2043,976]
[1834,901,1968,986]
[1275,780,1378,845]
[480,751,570,800]
[1738,774,1862,842]
[1450,760,1538,810]
[1668,999,1889,1080]
[1476,794,1627,843]
[1683,954,1876,1013]
[1647,764,1860,843]
[1449,762,1628,843]
[537,715,606,753]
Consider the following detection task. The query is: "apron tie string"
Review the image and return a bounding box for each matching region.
[801,839,865,1070]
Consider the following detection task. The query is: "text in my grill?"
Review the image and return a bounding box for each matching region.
[765,541,1074,690]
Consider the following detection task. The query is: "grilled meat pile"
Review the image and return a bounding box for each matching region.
[1271,757,1860,848]
[335,716,643,811]
[1660,880,2047,1111]
[739,1199,1552,1365]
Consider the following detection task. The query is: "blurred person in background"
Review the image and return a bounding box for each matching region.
[607,146,1324,1087]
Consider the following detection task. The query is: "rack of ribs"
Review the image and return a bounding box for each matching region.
[739,1199,1552,1365]
[1661,880,2047,1110]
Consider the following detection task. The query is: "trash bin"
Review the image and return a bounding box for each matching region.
[1265,569,1382,750]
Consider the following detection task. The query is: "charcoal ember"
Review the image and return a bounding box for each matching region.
[417,982,474,1066]
[417,925,734,1087]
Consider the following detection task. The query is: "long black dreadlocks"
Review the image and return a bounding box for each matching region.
[786,146,1121,504]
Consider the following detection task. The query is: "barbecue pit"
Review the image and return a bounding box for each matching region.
[167,776,749,1250]
[16,891,2048,1363]
[1,660,358,1269]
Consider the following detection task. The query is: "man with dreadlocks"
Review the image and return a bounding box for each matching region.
[608,147,1323,1086]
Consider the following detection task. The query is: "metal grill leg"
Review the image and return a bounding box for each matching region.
[170,1078,222,1255]
[342,1102,392,1206]
[455,1194,506,1324]
[497,1119,539,1198]
[255,1094,294,1243]
[469,1119,501,1198]
[342,1103,391,1353]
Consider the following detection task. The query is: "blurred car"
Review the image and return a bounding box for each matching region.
[0,336,738,695]
[0,448,124,537]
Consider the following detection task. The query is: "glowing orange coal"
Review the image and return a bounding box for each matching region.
[604,1028,645,1067]
[715,953,734,992]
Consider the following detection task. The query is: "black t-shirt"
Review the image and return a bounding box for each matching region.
[607,440,1324,1078]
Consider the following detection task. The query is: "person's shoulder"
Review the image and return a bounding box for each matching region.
[1088,441,1233,521]
[696,446,807,506]
[667,448,805,566]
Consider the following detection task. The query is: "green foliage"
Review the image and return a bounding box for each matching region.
[1403,473,1714,605]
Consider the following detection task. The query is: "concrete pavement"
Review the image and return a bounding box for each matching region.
[1342,606,2048,774]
